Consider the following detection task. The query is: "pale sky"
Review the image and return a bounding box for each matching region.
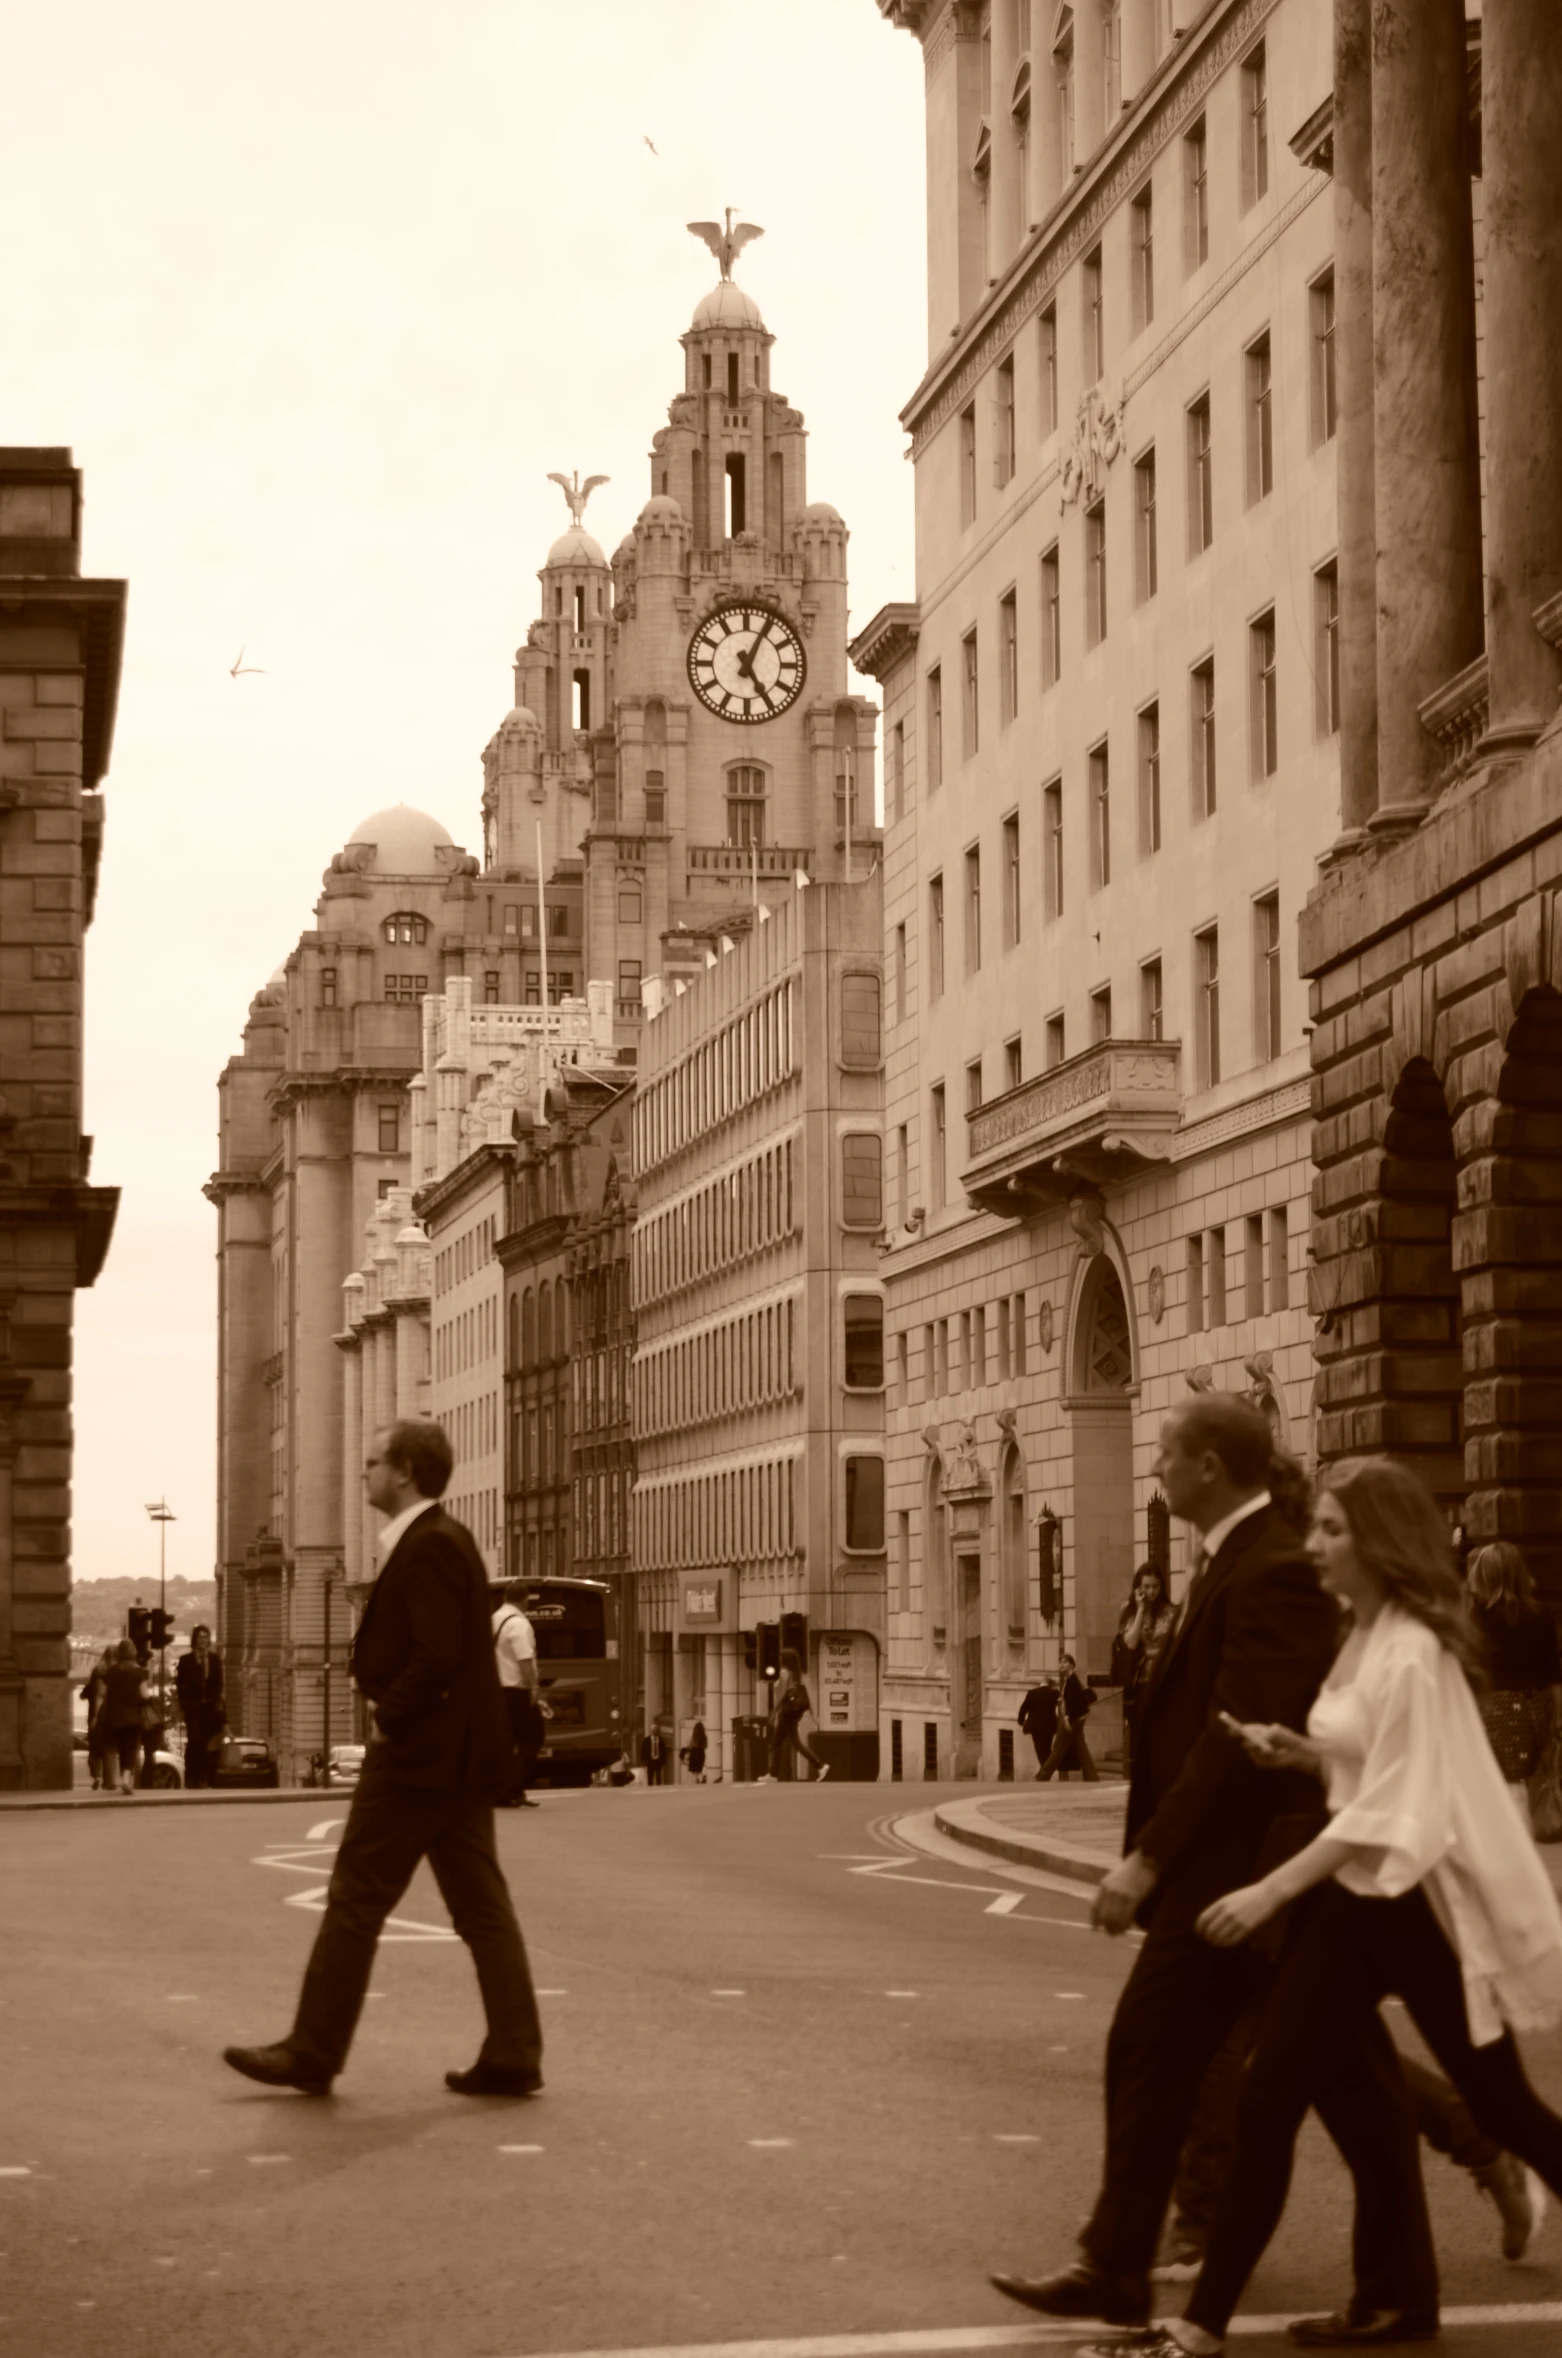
[6,2,927,1598]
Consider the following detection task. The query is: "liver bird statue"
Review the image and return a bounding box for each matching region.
[547,470,609,528]
[686,208,764,282]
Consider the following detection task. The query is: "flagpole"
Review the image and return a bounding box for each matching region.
[535,820,549,1023]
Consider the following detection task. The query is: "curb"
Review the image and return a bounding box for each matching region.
[0,1786,346,1813]
[932,1800,1112,1887]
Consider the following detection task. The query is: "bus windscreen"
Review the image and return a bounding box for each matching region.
[518,1588,607,1662]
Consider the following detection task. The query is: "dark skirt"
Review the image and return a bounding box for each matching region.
[1481,1686,1553,1782]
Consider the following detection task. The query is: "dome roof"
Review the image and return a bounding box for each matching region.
[545,524,608,570]
[346,805,454,874]
[691,280,766,333]
[613,532,637,564]
[638,494,684,525]
[498,702,541,733]
[800,501,844,525]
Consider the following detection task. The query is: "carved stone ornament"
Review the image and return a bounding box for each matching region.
[1059,384,1125,512]
[942,1420,988,1497]
[1186,1363,1216,1395]
[1147,1264,1166,1324]
[1067,1186,1106,1258]
[1038,1299,1055,1354]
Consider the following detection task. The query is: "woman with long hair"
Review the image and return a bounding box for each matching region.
[1113,1562,1177,1754]
[1081,1459,1562,2358]
[1467,1540,1561,1826]
[96,1639,150,1797]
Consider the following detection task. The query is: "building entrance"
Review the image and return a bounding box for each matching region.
[956,1550,983,1775]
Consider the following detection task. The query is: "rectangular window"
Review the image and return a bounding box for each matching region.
[894,921,907,1023]
[1041,544,1061,687]
[1207,1226,1228,1326]
[1254,891,1282,1062]
[1184,115,1209,271]
[484,970,500,1004]
[1004,1034,1023,1091]
[895,1122,909,1227]
[927,668,944,792]
[1082,245,1104,382]
[843,1295,885,1390]
[1315,561,1341,736]
[891,720,905,823]
[930,1085,947,1212]
[1311,270,1338,445]
[996,354,1016,487]
[840,1133,884,1228]
[1133,446,1158,603]
[1250,610,1278,780]
[1268,1204,1290,1311]
[965,1056,983,1114]
[1045,1011,1066,1068]
[1085,499,1108,646]
[1137,702,1161,855]
[1241,41,1269,210]
[844,1456,885,1553]
[1245,333,1273,504]
[644,781,665,826]
[1187,1231,1205,1333]
[1040,304,1059,435]
[840,970,882,1065]
[1191,657,1217,817]
[971,1302,987,1387]
[617,886,642,923]
[962,629,979,757]
[1195,924,1221,1089]
[929,872,945,999]
[1090,984,1113,1042]
[964,844,982,973]
[996,1294,1011,1382]
[1245,1213,1265,1319]
[1131,184,1154,331]
[1187,392,1213,554]
[1043,778,1064,920]
[1140,956,1163,1040]
[617,958,642,1001]
[1088,740,1110,889]
[960,403,978,526]
[999,588,1019,724]
[1012,1289,1028,1374]
[320,966,337,1008]
[378,1103,400,1154]
[1002,811,1021,947]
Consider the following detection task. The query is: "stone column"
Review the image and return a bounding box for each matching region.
[1034,47,1064,213]
[1120,0,1156,108]
[340,1343,363,1589]
[990,0,1019,277]
[1334,0,1378,836]
[1073,4,1105,164]
[1370,0,1484,820]
[1479,0,1562,746]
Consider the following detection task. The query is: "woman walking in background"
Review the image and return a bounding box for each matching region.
[1468,1541,1561,1829]
[81,1647,116,1791]
[760,1649,830,1783]
[1114,1564,1176,1766]
[97,1640,150,1796]
[1036,1653,1100,1782]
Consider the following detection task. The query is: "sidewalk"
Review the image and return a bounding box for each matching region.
[935,1782,1562,1901]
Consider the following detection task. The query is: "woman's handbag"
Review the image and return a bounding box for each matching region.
[1528,1714,1562,1844]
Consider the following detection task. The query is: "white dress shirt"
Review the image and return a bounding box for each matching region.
[1311,1602,1562,2044]
[491,1606,537,1690]
[1194,1488,1272,1569]
[375,1495,438,1562]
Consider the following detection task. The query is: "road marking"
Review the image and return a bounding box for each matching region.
[167,1993,199,2002]
[505,2306,1562,2358]
[1048,2045,1069,2053]
[153,2257,176,2267]
[306,1818,343,1842]
[1053,1991,1085,2001]
[247,2155,291,2166]
[747,2139,794,2149]
[846,1855,1089,1926]
[992,2134,1039,2145]
[282,1885,456,1942]
[537,1988,569,1996]
[498,2144,544,2155]
[0,2169,29,2180]
[884,1990,919,1999]
[985,1893,1022,1916]
[711,1989,746,1997]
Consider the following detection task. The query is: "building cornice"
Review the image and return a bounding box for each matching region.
[0,573,126,792]
[411,1142,514,1226]
[848,603,921,682]
[899,0,1283,456]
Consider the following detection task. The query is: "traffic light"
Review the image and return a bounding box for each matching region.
[148,1609,175,1653]
[757,1622,781,1684]
[780,1611,808,1668]
[127,1605,151,1665]
[742,1628,757,1674]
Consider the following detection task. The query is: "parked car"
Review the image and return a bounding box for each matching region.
[211,1736,281,1790]
[306,1743,365,1787]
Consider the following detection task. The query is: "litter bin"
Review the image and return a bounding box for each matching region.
[730,1715,772,1783]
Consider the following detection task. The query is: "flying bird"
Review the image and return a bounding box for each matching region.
[686,208,764,282]
[643,135,658,156]
[229,647,266,677]
[546,470,610,527]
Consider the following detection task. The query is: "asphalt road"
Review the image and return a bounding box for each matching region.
[4,1783,1562,2358]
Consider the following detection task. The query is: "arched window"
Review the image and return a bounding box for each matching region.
[538,1280,553,1364]
[521,1288,536,1367]
[833,706,860,838]
[725,763,767,847]
[925,1454,949,1641]
[1001,1443,1028,1639]
[382,911,429,947]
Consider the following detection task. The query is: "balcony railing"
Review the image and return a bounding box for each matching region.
[687,843,813,877]
[1418,653,1489,781]
[961,1038,1183,1216]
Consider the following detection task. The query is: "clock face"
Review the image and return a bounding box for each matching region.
[687,603,806,724]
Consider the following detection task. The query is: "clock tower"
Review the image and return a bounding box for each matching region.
[585,216,879,1030]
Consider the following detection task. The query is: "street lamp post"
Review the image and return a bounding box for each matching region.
[144,1499,176,1728]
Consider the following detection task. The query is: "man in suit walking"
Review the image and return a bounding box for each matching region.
[991,1394,1336,2327]
[223,1420,543,2099]
[175,1624,225,1789]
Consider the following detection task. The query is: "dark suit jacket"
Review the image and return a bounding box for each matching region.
[1125,1502,1336,1920]
[175,1649,224,1724]
[350,1503,511,1792]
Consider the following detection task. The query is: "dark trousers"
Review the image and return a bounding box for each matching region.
[1038,1723,1099,1781]
[182,1716,221,1789]
[289,1743,542,2079]
[502,1689,541,1801]
[1187,1881,1562,2339]
[770,1714,827,1779]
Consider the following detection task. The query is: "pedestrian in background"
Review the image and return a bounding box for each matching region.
[1017,1675,1060,1778]
[1131,1459,1562,2358]
[224,1419,543,2099]
[81,1647,116,1791]
[492,1581,543,1809]
[760,1647,830,1783]
[1113,1565,1176,1764]
[681,1718,708,1782]
[990,1394,1337,2330]
[1468,1541,1561,1828]
[1036,1653,1100,1782]
[97,1640,149,1796]
[175,1624,226,1790]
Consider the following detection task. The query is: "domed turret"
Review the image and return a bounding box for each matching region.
[545,524,609,571]
[691,280,766,334]
[346,806,455,875]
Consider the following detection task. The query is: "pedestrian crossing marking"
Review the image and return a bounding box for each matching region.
[985,1893,1022,1916]
[498,2144,544,2154]
[747,2139,794,2149]
[281,1884,456,1942]
[0,2169,30,2179]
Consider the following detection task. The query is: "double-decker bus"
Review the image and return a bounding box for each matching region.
[488,1576,622,1784]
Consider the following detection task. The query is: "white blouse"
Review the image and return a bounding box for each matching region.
[1310,1603,1562,2046]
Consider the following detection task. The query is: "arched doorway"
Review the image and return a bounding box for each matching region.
[1000,1442,1027,1645]
[1066,1250,1136,1673]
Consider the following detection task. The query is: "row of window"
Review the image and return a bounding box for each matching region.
[570,1342,631,1434]
[446,1488,500,1560]
[433,1219,497,1301]
[510,1278,568,1370]
[1188,1208,1291,1331]
[632,1450,887,1567]
[435,1291,500,1384]
[512,1401,564,1489]
[634,977,798,1173]
[322,963,585,1011]
[444,1391,499,1474]
[634,1296,801,1440]
[916,1292,1032,1401]
[633,1139,799,1310]
[572,1465,632,1566]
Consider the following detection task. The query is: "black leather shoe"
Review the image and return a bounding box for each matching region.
[444,2063,543,2097]
[988,2263,1149,2324]
[222,2042,333,2096]
[1288,2313,1439,2348]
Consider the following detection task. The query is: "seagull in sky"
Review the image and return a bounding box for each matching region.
[644,134,658,156]
[229,647,266,677]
